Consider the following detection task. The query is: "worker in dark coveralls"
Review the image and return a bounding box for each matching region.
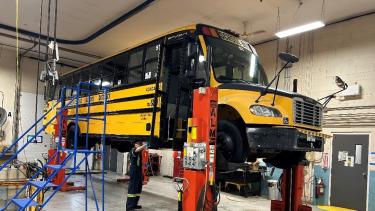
[126,141,146,210]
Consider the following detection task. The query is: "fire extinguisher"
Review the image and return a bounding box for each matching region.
[315,177,325,197]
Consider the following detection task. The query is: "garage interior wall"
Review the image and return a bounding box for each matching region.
[255,13,375,208]
[0,46,73,160]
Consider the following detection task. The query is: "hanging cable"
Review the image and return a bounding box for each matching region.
[274,7,281,75]
[51,0,59,99]
[321,0,326,22]
[53,0,58,60]
[284,38,291,90]
[16,0,19,66]
[43,0,52,99]
[292,0,303,22]
[12,0,21,147]
[35,0,44,136]
[41,0,59,97]
[45,0,51,63]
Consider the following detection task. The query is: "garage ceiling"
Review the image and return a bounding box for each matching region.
[0,0,375,66]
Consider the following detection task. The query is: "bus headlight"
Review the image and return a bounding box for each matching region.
[250,105,282,117]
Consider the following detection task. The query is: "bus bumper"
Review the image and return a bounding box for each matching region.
[246,127,325,152]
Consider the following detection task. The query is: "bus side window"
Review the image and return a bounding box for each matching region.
[144,44,160,80]
[101,59,115,87]
[195,49,208,85]
[80,68,90,82]
[90,64,101,85]
[163,44,185,103]
[78,68,90,96]
[65,75,73,97]
[128,49,143,84]
[73,72,80,86]
[113,52,128,85]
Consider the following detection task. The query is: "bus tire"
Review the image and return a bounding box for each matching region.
[217,120,246,162]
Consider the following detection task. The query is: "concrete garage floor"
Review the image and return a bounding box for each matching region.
[43,174,323,211]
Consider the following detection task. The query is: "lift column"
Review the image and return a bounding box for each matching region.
[271,164,312,211]
[182,87,218,211]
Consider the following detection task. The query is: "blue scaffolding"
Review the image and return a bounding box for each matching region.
[0,82,109,211]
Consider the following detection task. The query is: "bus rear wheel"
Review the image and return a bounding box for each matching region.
[217,120,246,163]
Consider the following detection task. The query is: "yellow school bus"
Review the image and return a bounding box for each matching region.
[44,24,325,168]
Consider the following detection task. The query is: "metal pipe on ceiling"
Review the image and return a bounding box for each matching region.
[0,0,155,45]
[0,42,89,65]
[0,31,101,59]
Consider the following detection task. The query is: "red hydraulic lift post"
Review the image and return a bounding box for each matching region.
[48,109,85,192]
[181,87,218,211]
[271,164,312,211]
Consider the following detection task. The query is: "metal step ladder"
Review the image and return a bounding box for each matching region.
[0,82,109,211]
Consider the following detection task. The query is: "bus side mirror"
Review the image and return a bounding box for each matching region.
[279,52,299,64]
[335,76,348,89]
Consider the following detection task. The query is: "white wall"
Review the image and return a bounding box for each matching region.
[0,47,16,146]
[0,46,73,154]
[255,14,375,170]
[17,92,50,162]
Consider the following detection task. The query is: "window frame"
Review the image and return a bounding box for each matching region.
[127,47,145,84]
[113,51,129,87]
[144,41,162,81]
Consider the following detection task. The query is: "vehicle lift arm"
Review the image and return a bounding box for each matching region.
[170,87,312,211]
[175,87,219,211]
[271,164,312,211]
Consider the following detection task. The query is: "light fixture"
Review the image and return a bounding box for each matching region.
[198,55,205,63]
[275,21,325,38]
[102,81,111,87]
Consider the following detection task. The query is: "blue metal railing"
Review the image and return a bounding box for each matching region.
[0,87,79,170]
[0,82,109,211]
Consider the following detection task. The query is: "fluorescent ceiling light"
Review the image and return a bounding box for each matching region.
[275,21,325,38]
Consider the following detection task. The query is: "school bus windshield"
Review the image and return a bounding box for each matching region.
[207,37,268,86]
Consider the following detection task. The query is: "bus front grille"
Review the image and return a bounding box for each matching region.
[293,98,322,127]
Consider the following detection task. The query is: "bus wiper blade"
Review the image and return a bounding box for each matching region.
[255,62,289,104]
[255,52,299,105]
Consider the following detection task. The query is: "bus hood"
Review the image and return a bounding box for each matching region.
[217,83,321,105]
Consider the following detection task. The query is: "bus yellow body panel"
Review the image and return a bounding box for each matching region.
[76,112,160,137]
